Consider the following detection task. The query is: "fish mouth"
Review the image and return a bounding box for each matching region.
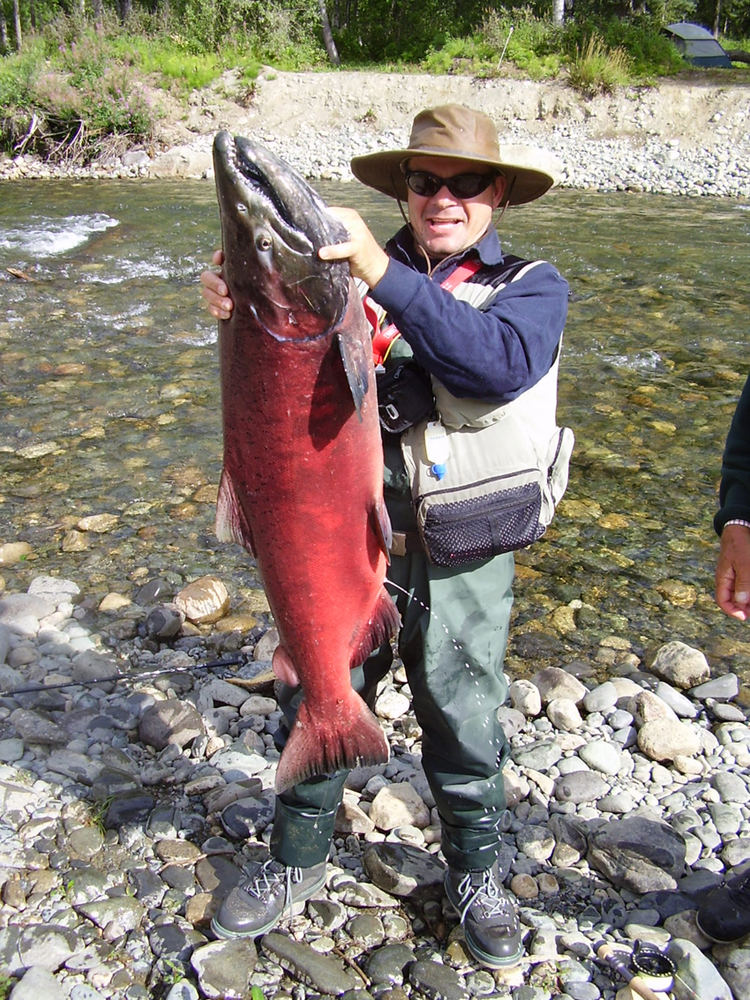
[213,131,350,336]
[233,137,312,252]
[214,131,345,256]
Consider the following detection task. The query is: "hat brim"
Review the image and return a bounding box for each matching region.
[350,145,561,206]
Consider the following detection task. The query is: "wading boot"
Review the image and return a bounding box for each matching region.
[445,861,523,968]
[211,856,327,939]
[696,867,750,944]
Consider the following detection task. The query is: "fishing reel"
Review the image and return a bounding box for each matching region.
[630,940,676,992]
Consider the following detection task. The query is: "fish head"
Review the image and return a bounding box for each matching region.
[213,132,350,341]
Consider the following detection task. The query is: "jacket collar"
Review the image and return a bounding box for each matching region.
[385,223,504,276]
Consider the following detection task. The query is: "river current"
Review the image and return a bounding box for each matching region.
[1,180,749,690]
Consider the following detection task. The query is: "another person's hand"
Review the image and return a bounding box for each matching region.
[200,249,234,320]
[319,208,389,290]
[715,523,750,620]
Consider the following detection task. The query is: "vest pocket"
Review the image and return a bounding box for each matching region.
[417,475,546,567]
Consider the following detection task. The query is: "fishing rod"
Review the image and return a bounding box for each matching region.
[0,653,252,699]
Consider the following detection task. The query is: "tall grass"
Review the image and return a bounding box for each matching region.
[567,33,632,94]
[0,26,156,163]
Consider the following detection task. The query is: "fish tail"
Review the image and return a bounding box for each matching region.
[274,691,389,793]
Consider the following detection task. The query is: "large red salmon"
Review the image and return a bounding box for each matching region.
[212,132,399,793]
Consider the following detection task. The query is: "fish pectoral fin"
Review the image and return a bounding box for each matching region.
[350,587,401,667]
[274,690,389,793]
[336,292,372,420]
[272,645,299,687]
[215,468,256,555]
[371,498,393,562]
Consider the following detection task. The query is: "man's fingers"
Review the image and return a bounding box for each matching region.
[319,241,355,261]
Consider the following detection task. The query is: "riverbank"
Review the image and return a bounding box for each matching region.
[0,571,748,999]
[2,69,750,197]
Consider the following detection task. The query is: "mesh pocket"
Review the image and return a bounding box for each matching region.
[420,481,544,567]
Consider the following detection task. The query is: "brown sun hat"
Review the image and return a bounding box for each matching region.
[350,104,561,206]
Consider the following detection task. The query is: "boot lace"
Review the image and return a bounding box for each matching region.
[241,858,304,911]
[455,867,517,928]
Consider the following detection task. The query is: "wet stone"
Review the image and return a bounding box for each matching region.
[8,967,68,1000]
[363,842,445,901]
[148,922,206,960]
[195,855,243,895]
[138,698,204,750]
[407,959,469,1000]
[103,790,155,829]
[75,896,145,936]
[587,816,686,893]
[145,604,183,640]
[347,911,385,948]
[17,923,81,970]
[219,795,274,839]
[161,864,196,891]
[261,931,362,993]
[134,578,174,605]
[512,739,563,771]
[554,770,609,804]
[691,673,740,701]
[128,866,167,907]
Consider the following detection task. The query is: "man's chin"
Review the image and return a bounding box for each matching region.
[419,235,463,258]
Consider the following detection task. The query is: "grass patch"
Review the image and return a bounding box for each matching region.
[567,33,632,94]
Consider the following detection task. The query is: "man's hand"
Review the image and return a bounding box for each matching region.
[200,249,234,320]
[319,207,390,290]
[715,523,750,620]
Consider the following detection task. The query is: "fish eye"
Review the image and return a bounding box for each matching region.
[256,234,273,252]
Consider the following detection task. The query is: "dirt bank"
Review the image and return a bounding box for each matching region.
[159,67,750,152]
[4,68,748,185]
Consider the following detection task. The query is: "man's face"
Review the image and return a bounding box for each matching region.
[406,155,506,260]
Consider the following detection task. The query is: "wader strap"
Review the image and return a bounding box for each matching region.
[370,258,482,365]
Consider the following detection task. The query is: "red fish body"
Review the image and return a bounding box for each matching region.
[212,133,398,792]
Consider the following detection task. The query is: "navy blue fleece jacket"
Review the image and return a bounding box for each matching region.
[369,223,569,402]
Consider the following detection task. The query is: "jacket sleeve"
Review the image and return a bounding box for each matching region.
[369,257,569,399]
[715,372,750,534]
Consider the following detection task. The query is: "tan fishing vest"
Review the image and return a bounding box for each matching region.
[400,261,574,566]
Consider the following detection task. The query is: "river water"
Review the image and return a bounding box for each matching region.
[1,179,749,690]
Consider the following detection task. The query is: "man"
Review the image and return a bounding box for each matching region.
[695,372,750,944]
[200,104,569,968]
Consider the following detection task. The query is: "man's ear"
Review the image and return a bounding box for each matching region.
[492,174,507,209]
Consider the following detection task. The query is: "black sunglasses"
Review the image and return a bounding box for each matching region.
[403,168,497,199]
